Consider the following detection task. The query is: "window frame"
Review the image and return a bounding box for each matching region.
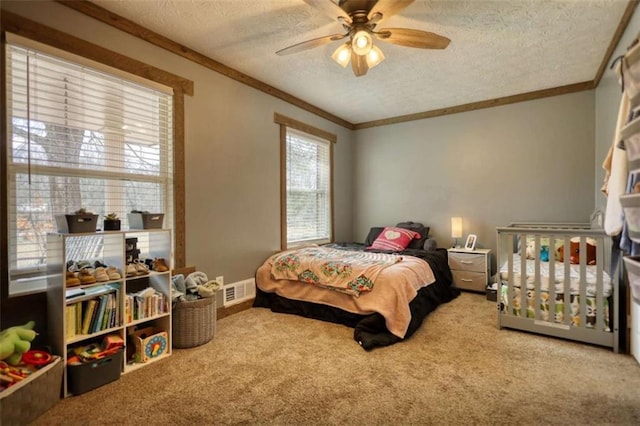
[1,15,193,300]
[274,113,335,251]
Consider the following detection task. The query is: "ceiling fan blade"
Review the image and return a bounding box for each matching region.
[375,28,450,49]
[303,0,352,24]
[276,34,347,56]
[368,0,414,23]
[351,50,369,77]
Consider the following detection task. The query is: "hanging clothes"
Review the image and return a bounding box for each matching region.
[604,93,630,236]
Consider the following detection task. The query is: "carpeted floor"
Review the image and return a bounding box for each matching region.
[33,292,640,425]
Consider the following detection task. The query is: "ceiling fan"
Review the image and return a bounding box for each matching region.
[276,0,450,77]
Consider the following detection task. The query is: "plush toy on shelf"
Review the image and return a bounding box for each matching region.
[0,321,37,365]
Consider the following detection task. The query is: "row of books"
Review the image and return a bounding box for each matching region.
[124,287,169,323]
[66,287,120,340]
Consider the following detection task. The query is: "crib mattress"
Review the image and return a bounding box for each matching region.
[499,285,610,331]
[499,254,612,297]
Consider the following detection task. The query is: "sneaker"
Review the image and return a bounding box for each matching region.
[126,263,137,278]
[78,268,96,284]
[66,271,81,287]
[106,266,121,280]
[94,267,109,282]
[152,258,169,273]
[134,259,149,276]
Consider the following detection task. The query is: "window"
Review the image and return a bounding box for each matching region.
[6,40,174,295]
[275,114,335,249]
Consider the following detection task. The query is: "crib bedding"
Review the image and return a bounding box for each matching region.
[254,244,459,350]
[499,254,612,297]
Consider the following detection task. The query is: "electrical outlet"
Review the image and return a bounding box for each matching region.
[216,276,224,286]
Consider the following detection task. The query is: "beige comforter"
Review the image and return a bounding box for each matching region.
[256,248,436,338]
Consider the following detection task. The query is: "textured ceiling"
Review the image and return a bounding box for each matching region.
[89,0,630,125]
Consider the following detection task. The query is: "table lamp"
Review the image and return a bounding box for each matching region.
[451,217,462,248]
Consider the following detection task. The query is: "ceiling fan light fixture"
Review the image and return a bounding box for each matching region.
[331,43,352,68]
[365,45,385,69]
[352,30,373,55]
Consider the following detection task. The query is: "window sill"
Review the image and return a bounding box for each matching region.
[9,276,48,297]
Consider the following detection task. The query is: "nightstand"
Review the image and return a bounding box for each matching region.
[447,248,491,292]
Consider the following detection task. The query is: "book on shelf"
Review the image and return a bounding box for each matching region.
[111,286,120,328]
[127,287,168,321]
[111,291,119,328]
[92,294,108,334]
[81,299,98,335]
[102,293,116,330]
[66,287,84,299]
[75,302,83,335]
[125,295,132,323]
[66,283,119,304]
[65,304,77,340]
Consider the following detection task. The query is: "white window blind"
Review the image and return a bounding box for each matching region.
[285,128,331,247]
[6,43,174,295]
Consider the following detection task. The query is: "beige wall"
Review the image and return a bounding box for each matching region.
[353,91,596,273]
[2,1,354,285]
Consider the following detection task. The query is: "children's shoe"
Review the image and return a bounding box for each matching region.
[94,267,109,282]
[134,259,149,276]
[126,263,137,278]
[66,271,81,287]
[106,266,121,280]
[152,258,169,272]
[79,268,96,284]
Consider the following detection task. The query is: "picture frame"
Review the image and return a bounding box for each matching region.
[464,234,477,251]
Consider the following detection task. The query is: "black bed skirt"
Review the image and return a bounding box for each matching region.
[253,247,460,350]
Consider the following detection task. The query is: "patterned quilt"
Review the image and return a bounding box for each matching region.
[270,246,403,297]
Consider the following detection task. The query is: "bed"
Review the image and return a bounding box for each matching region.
[253,224,460,350]
[496,221,619,351]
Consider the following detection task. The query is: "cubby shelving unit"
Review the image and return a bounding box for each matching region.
[46,229,172,396]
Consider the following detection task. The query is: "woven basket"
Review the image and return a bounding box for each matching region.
[172,296,216,348]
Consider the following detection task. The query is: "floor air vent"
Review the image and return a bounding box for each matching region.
[223,278,256,307]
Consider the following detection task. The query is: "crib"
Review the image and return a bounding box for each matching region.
[496,222,619,352]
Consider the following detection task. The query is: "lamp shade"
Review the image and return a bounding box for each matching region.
[365,45,385,68]
[451,217,462,238]
[331,43,351,68]
[352,30,373,56]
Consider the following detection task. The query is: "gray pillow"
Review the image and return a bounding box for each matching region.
[364,227,385,246]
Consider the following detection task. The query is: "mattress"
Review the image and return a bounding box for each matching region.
[499,254,612,297]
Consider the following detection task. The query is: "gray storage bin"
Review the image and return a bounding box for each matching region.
[128,213,164,229]
[55,214,98,233]
[67,348,123,395]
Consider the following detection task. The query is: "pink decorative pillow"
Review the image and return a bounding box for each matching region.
[369,227,420,251]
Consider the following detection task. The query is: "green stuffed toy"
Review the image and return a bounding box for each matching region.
[0,321,37,365]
